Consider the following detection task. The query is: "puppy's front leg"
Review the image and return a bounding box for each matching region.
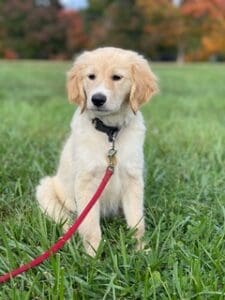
[75,174,102,256]
[122,175,145,250]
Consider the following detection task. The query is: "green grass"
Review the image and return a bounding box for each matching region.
[0,60,225,299]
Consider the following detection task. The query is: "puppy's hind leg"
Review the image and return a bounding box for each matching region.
[36,176,72,230]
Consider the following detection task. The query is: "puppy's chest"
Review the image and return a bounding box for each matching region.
[74,121,144,173]
[100,136,144,176]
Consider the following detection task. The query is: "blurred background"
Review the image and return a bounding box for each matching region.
[0,0,225,62]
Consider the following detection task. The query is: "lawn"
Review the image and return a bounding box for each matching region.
[0,60,225,299]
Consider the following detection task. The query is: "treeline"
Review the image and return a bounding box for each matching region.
[0,0,225,61]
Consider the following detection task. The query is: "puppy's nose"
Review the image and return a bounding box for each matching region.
[91,93,106,107]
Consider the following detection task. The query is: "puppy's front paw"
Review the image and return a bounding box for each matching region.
[134,225,145,251]
[83,236,101,257]
[136,239,146,251]
[85,244,97,257]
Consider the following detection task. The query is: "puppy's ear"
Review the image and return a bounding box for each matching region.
[130,56,159,113]
[67,58,86,112]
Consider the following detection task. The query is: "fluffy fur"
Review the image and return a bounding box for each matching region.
[36,47,158,256]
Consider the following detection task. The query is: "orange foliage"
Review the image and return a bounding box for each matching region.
[137,0,187,59]
[138,0,182,44]
[59,10,88,54]
[3,49,18,60]
[182,0,225,19]
[1,0,225,61]
[137,0,225,60]
[182,0,225,60]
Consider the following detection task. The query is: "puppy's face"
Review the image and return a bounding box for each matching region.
[67,47,158,114]
[83,64,132,115]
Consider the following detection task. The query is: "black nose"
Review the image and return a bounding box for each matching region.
[91,93,106,107]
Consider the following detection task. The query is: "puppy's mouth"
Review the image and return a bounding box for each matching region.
[91,109,113,117]
[89,108,113,116]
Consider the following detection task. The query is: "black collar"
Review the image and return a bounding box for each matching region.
[92,118,119,142]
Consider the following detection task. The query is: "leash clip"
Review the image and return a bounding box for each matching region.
[107,134,117,171]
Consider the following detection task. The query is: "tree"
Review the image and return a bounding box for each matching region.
[59,10,88,57]
[137,0,183,60]
[0,0,87,59]
[83,0,144,52]
[181,0,225,60]
[137,0,225,61]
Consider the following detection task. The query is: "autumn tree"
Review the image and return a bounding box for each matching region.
[137,0,182,60]
[137,0,225,61]
[1,0,224,61]
[0,0,87,59]
[181,0,225,60]
[83,0,144,52]
[59,9,88,58]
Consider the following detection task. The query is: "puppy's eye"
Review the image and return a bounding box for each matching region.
[112,75,122,81]
[88,74,96,80]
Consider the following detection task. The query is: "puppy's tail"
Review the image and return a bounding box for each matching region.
[36,176,70,227]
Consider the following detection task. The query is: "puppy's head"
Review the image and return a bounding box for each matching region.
[67,47,158,114]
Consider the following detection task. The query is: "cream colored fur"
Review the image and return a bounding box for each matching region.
[36,47,158,256]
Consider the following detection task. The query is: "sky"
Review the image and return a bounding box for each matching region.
[60,0,88,9]
[60,0,181,9]
[172,0,182,6]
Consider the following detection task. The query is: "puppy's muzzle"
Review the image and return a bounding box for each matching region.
[92,93,106,107]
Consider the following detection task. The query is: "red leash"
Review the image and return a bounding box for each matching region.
[0,166,113,284]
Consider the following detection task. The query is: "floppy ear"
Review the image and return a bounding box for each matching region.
[130,56,159,113]
[67,59,86,112]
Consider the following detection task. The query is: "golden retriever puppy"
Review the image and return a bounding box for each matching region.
[36,47,158,256]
